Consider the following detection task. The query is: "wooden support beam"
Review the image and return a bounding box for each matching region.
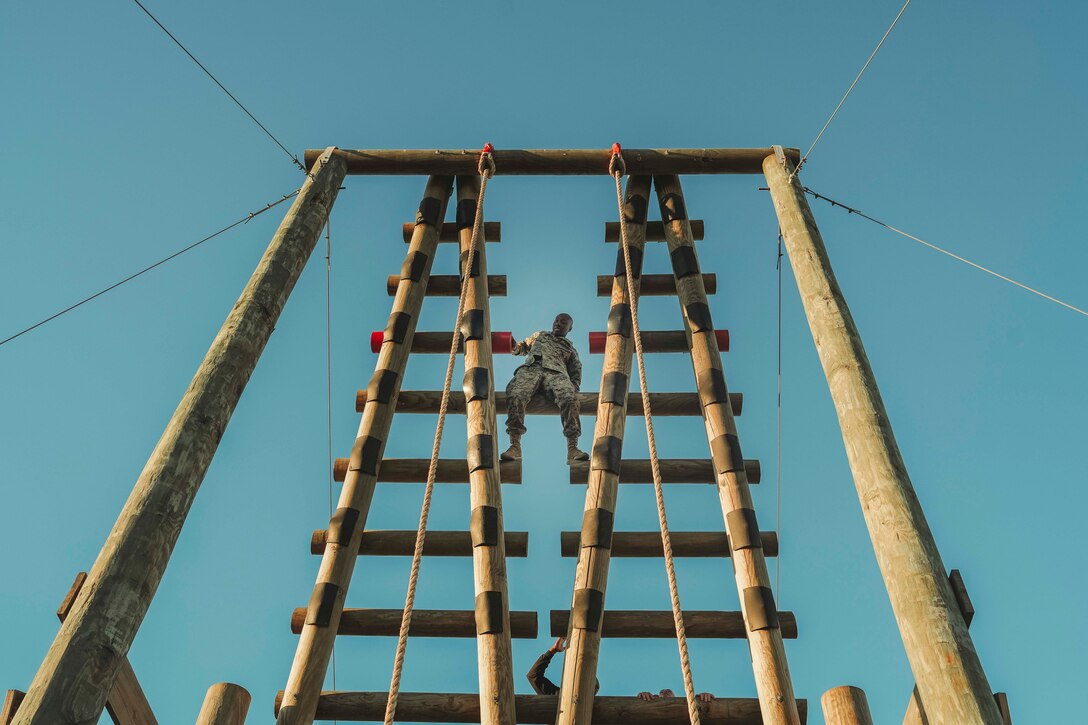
[371,331,513,354]
[555,175,651,725]
[549,610,797,639]
[14,147,348,725]
[763,153,1001,724]
[357,390,742,417]
[290,609,537,638]
[605,220,704,243]
[568,459,760,484]
[2,692,25,725]
[403,221,501,242]
[305,148,801,176]
[332,458,521,483]
[588,329,729,354]
[277,175,454,725]
[821,686,873,725]
[656,174,799,723]
[455,174,517,725]
[559,531,778,558]
[597,274,715,296]
[387,274,506,297]
[273,691,808,724]
[195,683,250,725]
[310,530,529,557]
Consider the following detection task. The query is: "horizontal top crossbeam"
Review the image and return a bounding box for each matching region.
[303,148,799,175]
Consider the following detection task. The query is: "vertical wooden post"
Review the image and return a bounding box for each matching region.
[822,686,874,725]
[763,152,1001,724]
[555,175,651,725]
[2,692,25,725]
[195,683,250,725]
[276,175,454,725]
[455,175,516,725]
[14,148,346,725]
[654,175,799,724]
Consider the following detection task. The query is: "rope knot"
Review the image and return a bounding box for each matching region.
[609,142,626,177]
[479,143,496,177]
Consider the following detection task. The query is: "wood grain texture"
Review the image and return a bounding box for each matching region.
[357,390,742,417]
[332,458,521,483]
[289,609,537,638]
[195,683,250,725]
[310,530,528,557]
[558,531,777,558]
[386,274,506,296]
[304,148,801,175]
[596,274,715,296]
[763,155,1001,725]
[549,610,797,639]
[821,687,873,725]
[402,221,500,242]
[274,691,808,724]
[14,148,347,725]
[568,459,760,484]
[2,692,25,725]
[276,175,454,725]
[604,220,704,242]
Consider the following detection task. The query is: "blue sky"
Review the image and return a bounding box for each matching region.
[2,1,1085,722]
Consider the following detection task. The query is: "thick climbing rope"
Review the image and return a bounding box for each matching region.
[610,144,702,725]
[383,145,496,725]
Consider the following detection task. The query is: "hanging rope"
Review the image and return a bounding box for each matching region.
[610,144,701,725]
[775,232,783,600]
[384,144,496,725]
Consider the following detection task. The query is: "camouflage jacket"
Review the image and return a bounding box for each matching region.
[512,331,582,389]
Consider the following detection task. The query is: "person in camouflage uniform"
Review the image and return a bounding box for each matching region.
[501,313,589,464]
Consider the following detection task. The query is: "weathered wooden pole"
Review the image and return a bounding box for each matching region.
[13,147,346,725]
[655,174,799,724]
[555,175,650,725]
[195,683,250,725]
[455,174,517,724]
[276,175,454,725]
[763,152,1001,724]
[821,686,873,725]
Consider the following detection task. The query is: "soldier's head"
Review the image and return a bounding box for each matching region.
[552,313,573,337]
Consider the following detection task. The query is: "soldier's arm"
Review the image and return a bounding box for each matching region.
[511,332,537,356]
[568,348,583,390]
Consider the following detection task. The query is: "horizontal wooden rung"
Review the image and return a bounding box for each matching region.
[559,531,777,558]
[387,274,506,297]
[356,390,742,417]
[588,330,728,354]
[605,220,704,243]
[290,609,538,638]
[598,274,716,296]
[402,221,501,242]
[310,530,529,557]
[569,459,759,484]
[549,610,797,639]
[370,331,513,354]
[333,458,521,483]
[273,690,807,723]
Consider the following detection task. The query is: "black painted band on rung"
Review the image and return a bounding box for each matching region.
[475,591,504,635]
[467,434,495,473]
[461,309,485,342]
[400,250,428,282]
[685,302,714,333]
[614,245,643,279]
[416,196,443,227]
[696,367,729,408]
[463,367,490,402]
[580,508,614,549]
[658,191,688,222]
[348,436,383,476]
[591,435,623,475]
[608,304,632,338]
[599,371,629,405]
[743,586,780,631]
[710,433,744,475]
[456,197,476,230]
[306,582,340,627]
[366,369,400,405]
[572,588,605,632]
[327,507,361,546]
[726,508,761,551]
[670,246,700,279]
[470,505,500,547]
[624,192,649,225]
[460,249,481,279]
[384,311,412,345]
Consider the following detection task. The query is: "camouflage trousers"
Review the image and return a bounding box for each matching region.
[505,363,581,438]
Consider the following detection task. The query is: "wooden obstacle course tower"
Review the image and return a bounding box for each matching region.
[8,147,1006,725]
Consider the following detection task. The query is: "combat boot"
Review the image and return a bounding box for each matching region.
[500,433,522,461]
[566,436,589,464]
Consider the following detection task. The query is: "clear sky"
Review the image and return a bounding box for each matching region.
[2,1,1085,723]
